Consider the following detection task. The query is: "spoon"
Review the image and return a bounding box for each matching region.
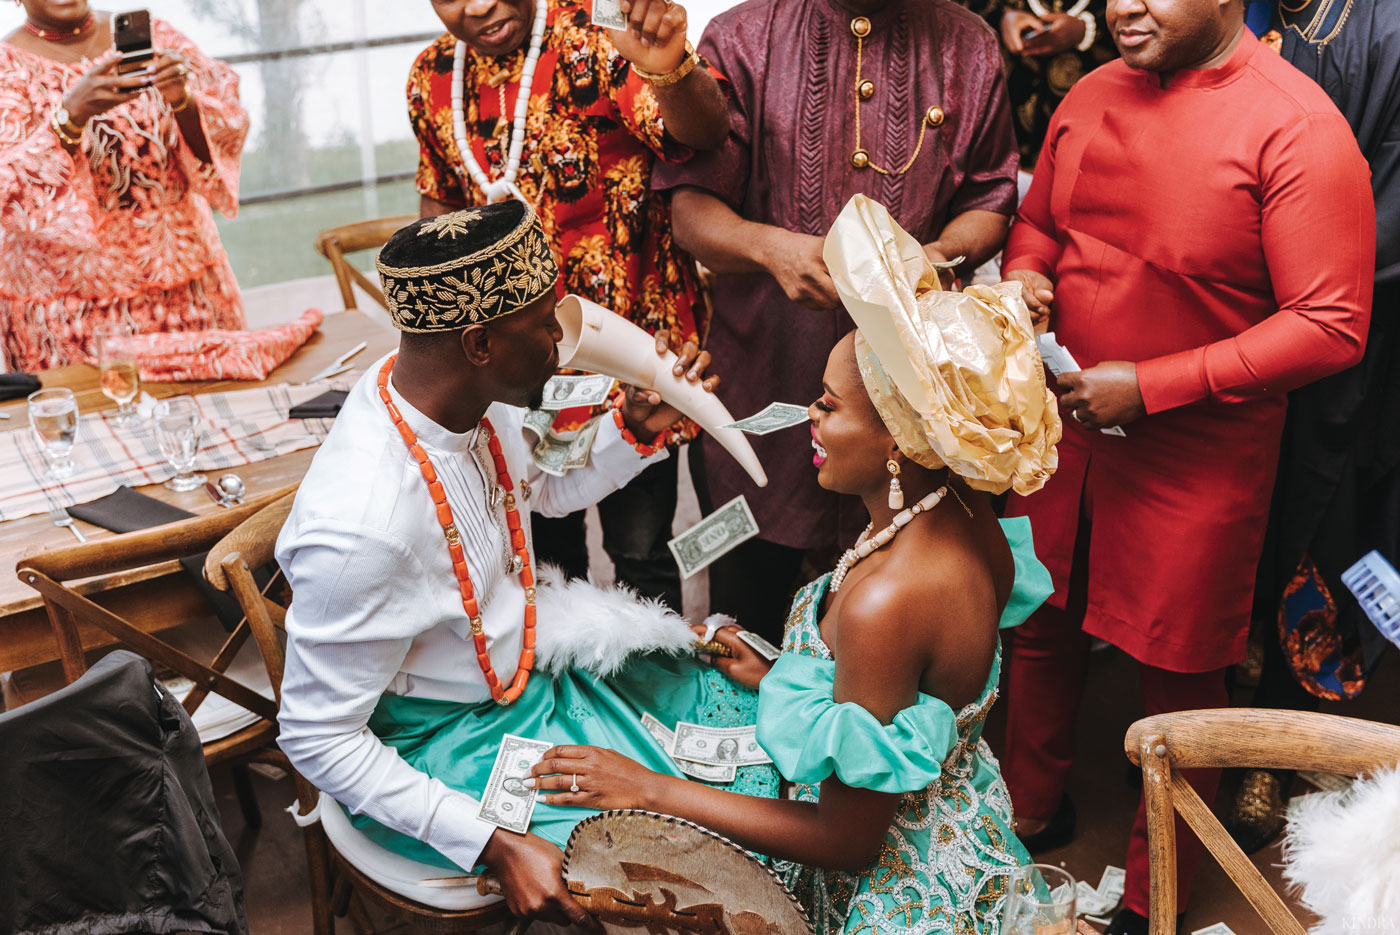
[217,472,246,505]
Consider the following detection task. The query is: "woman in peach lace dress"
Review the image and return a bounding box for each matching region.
[1,0,249,372]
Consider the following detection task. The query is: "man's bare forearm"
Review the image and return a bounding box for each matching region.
[652,69,730,150]
[670,186,775,274]
[928,209,1011,275]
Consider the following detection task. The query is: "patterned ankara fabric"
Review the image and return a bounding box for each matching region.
[758,519,1048,935]
[375,204,558,331]
[0,21,249,372]
[407,0,711,440]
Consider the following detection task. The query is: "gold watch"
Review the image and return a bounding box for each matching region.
[52,106,84,146]
[632,41,700,88]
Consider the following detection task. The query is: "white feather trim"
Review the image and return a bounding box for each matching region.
[1282,766,1400,934]
[532,564,697,677]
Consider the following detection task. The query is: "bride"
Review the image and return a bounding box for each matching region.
[526,196,1062,934]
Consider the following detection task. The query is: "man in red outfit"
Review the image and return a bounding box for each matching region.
[998,0,1375,931]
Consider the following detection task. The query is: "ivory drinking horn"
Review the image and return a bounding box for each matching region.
[554,295,768,487]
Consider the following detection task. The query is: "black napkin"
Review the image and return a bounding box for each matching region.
[69,486,274,632]
[288,390,348,419]
[68,485,195,533]
[0,372,40,402]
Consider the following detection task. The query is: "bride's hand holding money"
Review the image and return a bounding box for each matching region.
[617,328,720,439]
[691,623,772,690]
[606,0,689,75]
[529,745,665,811]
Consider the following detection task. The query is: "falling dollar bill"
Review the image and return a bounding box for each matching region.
[667,495,759,579]
[737,629,783,662]
[477,733,553,833]
[542,373,615,409]
[722,402,810,436]
[531,417,602,476]
[1191,924,1238,935]
[522,407,558,440]
[641,713,736,783]
[671,721,772,767]
[591,0,627,29]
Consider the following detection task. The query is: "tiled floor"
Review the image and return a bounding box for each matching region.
[214,458,1400,933]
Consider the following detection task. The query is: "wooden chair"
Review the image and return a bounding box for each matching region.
[314,216,417,314]
[1126,708,1400,935]
[15,486,298,829]
[204,490,509,935]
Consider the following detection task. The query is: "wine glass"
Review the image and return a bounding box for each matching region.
[95,322,141,427]
[1001,864,1077,935]
[153,396,205,492]
[28,387,80,479]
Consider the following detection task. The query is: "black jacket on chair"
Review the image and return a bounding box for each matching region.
[0,650,249,935]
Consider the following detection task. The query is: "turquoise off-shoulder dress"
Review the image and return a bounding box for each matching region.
[758,518,1053,935]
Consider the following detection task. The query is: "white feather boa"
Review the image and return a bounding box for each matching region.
[531,565,697,677]
[1282,766,1400,934]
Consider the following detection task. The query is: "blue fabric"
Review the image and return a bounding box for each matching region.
[1000,516,1053,629]
[1245,1,1274,37]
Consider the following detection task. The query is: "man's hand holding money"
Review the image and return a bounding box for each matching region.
[691,622,773,690]
[477,830,599,930]
[601,0,690,75]
[616,328,721,440]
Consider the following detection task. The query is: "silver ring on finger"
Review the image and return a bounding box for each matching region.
[1071,409,1084,423]
[570,774,580,794]
[175,64,187,76]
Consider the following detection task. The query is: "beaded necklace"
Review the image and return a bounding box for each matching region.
[830,486,948,594]
[24,13,96,40]
[377,356,536,705]
[450,0,548,204]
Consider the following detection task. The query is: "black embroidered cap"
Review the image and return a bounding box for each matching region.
[375,202,559,332]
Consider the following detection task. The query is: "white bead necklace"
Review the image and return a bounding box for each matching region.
[830,486,948,595]
[451,0,547,204]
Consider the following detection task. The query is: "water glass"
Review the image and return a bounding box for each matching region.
[1002,864,1077,935]
[153,396,205,492]
[28,387,79,479]
[95,322,140,426]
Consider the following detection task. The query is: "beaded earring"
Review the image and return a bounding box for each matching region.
[886,458,903,509]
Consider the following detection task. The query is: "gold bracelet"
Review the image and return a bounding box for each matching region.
[172,87,193,113]
[631,41,699,87]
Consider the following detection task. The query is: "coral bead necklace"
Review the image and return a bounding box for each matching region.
[378,355,536,705]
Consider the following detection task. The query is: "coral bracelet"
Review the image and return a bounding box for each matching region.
[378,355,536,705]
[611,395,667,457]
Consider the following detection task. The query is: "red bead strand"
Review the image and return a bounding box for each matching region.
[378,355,536,705]
[611,395,666,457]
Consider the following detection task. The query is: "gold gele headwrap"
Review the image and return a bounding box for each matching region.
[822,195,1060,496]
[375,202,559,333]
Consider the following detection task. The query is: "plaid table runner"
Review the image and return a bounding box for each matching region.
[0,378,353,521]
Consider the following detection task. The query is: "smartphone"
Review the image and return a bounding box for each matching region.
[113,10,154,77]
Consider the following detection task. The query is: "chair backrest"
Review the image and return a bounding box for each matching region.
[203,489,299,703]
[314,216,417,313]
[1125,709,1400,935]
[16,486,297,730]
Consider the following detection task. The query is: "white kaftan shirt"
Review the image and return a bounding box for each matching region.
[276,353,664,869]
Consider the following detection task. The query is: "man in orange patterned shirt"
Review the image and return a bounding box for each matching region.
[408,0,728,610]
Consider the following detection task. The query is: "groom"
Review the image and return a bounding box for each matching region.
[274,202,721,924]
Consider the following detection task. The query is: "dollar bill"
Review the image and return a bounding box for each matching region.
[671,721,772,767]
[1095,865,1125,907]
[641,713,736,783]
[1035,332,1127,438]
[477,733,553,833]
[722,402,810,436]
[1191,924,1237,935]
[1074,880,1114,917]
[667,495,759,579]
[542,373,615,409]
[522,407,558,440]
[1298,769,1353,793]
[591,0,628,29]
[737,629,782,662]
[531,417,602,476]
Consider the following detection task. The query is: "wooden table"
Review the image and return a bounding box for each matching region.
[0,309,397,674]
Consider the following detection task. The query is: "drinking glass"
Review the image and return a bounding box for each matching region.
[1001,864,1077,935]
[95,322,141,426]
[153,396,205,491]
[28,387,79,479]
